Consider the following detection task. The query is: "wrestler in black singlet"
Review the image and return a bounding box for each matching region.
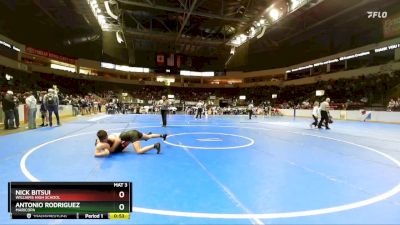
[119,130,143,143]
[107,139,125,153]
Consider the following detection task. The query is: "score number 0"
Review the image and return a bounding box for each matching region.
[119,191,125,211]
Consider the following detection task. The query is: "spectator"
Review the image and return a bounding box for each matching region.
[44,88,61,127]
[13,94,20,128]
[310,101,320,128]
[395,98,400,111]
[387,98,396,111]
[39,91,49,127]
[25,92,37,129]
[98,100,102,112]
[71,97,80,116]
[2,91,16,129]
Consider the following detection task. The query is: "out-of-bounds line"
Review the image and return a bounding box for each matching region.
[259,121,400,144]
[87,115,110,122]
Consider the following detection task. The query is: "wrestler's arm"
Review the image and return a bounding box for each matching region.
[108,135,122,152]
[95,142,111,157]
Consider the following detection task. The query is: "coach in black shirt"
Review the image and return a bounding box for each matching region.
[2,91,16,129]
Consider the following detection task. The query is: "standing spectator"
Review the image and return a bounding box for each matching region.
[71,97,80,116]
[78,97,84,115]
[310,101,319,128]
[2,91,16,129]
[93,99,98,114]
[318,98,331,130]
[39,91,48,127]
[13,94,20,128]
[264,101,271,117]
[44,88,61,127]
[86,97,91,114]
[88,97,94,114]
[0,92,3,125]
[203,102,208,118]
[158,96,170,127]
[25,92,37,129]
[98,100,102,112]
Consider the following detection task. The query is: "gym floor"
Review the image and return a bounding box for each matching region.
[1,114,400,224]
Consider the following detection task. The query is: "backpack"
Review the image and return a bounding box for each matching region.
[47,94,55,105]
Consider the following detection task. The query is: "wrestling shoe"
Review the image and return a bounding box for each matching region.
[162,134,167,141]
[154,143,161,154]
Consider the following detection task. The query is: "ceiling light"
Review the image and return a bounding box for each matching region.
[5,74,13,80]
[239,34,247,42]
[98,15,106,25]
[269,8,280,21]
[91,1,98,8]
[231,38,240,46]
[290,0,302,10]
[249,27,256,37]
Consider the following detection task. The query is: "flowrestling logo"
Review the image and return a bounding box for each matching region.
[367,11,388,19]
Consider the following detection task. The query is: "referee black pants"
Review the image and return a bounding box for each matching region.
[196,108,202,119]
[318,111,329,129]
[248,110,253,119]
[161,109,168,126]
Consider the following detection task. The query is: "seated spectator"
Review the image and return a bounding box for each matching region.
[387,99,396,111]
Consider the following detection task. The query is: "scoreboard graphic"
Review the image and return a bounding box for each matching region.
[8,182,132,220]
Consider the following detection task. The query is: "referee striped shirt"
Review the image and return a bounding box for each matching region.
[320,101,329,112]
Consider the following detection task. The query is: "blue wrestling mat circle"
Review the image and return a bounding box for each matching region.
[164,132,255,149]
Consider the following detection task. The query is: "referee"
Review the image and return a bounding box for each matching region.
[159,96,170,127]
[248,100,254,120]
[195,100,204,119]
[318,98,331,130]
